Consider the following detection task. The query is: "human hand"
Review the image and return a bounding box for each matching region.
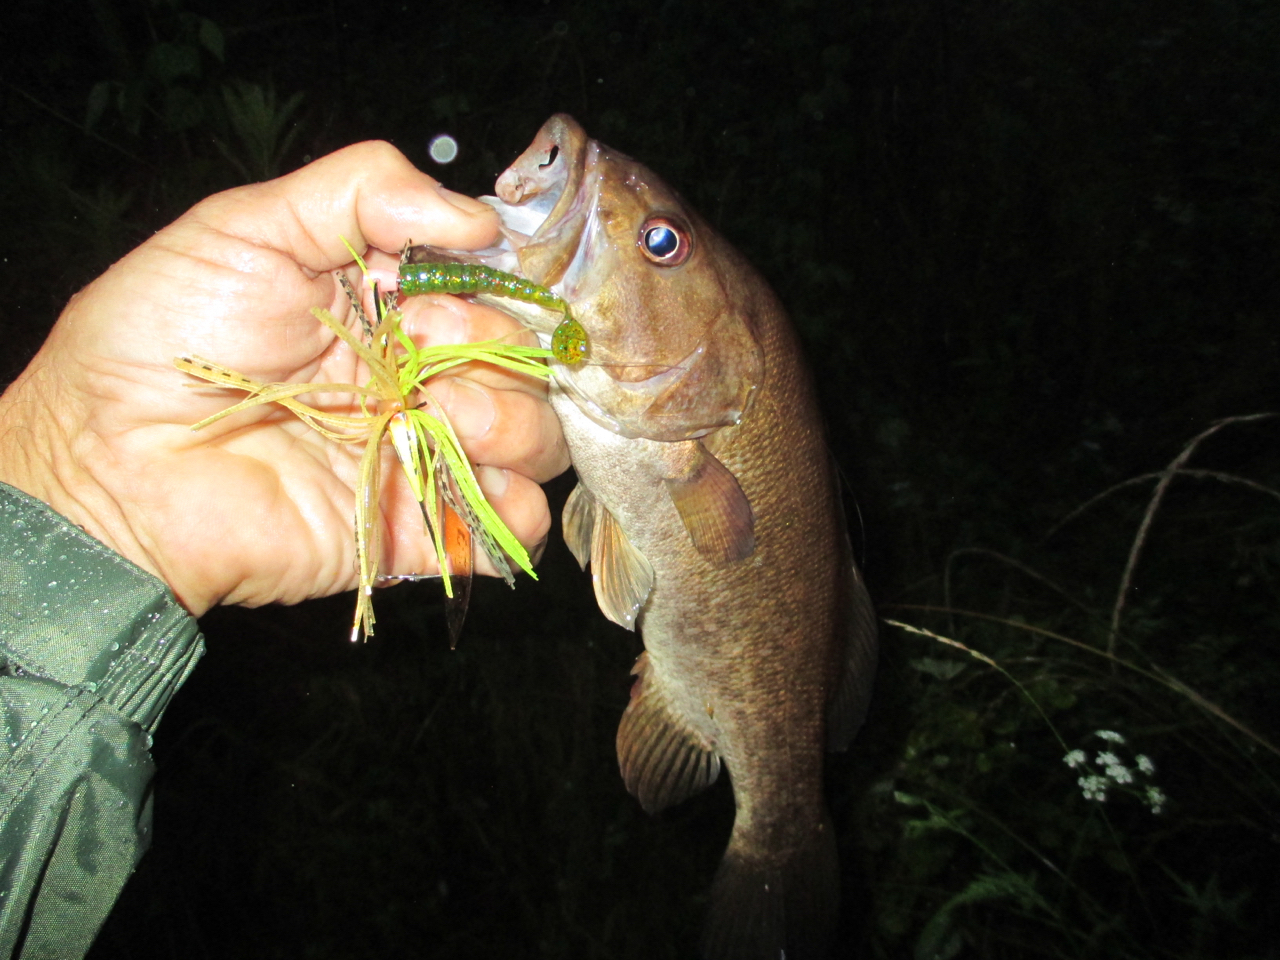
[0,142,570,617]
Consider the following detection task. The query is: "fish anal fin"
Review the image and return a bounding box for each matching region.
[562,480,595,570]
[701,815,840,960]
[617,652,721,814]
[664,441,755,565]
[590,503,654,630]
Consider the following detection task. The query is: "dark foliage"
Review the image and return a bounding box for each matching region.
[2,0,1277,957]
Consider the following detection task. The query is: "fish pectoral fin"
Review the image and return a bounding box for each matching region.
[589,502,655,630]
[663,441,756,565]
[562,480,595,570]
[616,652,721,814]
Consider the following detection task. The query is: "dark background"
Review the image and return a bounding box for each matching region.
[3,0,1278,957]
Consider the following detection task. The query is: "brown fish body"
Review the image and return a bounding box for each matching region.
[434,116,877,960]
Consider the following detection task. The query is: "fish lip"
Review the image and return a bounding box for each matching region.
[487,154,600,297]
[491,115,594,274]
[407,116,598,324]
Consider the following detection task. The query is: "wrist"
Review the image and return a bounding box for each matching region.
[0,356,174,607]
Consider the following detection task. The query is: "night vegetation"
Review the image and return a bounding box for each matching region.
[2,0,1276,957]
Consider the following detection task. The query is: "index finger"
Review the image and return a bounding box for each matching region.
[189,141,500,270]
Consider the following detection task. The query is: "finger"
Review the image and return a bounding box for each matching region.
[473,466,554,571]
[426,377,571,483]
[78,143,500,383]
[398,294,548,396]
[380,464,553,580]
[401,291,537,348]
[188,141,500,272]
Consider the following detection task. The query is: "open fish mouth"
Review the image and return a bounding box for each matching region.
[411,116,600,323]
[490,117,599,296]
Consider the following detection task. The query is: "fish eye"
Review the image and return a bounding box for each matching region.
[638,217,692,266]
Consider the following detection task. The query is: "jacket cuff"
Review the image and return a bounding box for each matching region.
[0,482,204,732]
[0,481,205,959]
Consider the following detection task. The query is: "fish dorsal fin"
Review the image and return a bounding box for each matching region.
[588,498,655,630]
[561,480,595,570]
[826,468,880,750]
[826,559,879,750]
[664,441,755,565]
[616,652,722,814]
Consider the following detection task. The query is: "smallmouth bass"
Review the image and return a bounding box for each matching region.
[408,115,878,960]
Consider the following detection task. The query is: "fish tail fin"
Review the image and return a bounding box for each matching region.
[700,814,839,960]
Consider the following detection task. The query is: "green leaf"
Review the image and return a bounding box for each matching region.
[197,17,225,61]
[163,86,204,132]
[910,657,966,680]
[914,872,1051,960]
[85,81,113,132]
[146,42,201,83]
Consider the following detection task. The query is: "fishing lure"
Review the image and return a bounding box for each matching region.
[176,252,555,646]
[399,262,589,365]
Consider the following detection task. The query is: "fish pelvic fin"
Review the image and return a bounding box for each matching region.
[700,814,840,960]
[663,441,755,565]
[616,652,721,814]
[579,490,654,630]
[562,480,595,570]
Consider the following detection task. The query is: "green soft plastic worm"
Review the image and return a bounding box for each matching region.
[399,262,588,364]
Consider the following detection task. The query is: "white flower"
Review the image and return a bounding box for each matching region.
[1105,763,1134,785]
[1146,785,1167,814]
[1067,735,1163,814]
[1079,774,1109,802]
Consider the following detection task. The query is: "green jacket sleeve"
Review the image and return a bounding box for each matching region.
[0,482,204,960]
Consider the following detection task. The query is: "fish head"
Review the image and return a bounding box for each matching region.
[486,115,765,441]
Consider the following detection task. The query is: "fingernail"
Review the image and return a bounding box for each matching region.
[435,379,495,439]
[476,465,510,498]
[436,185,494,216]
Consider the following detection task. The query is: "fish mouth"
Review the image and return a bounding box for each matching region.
[407,115,597,339]
[487,115,600,303]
